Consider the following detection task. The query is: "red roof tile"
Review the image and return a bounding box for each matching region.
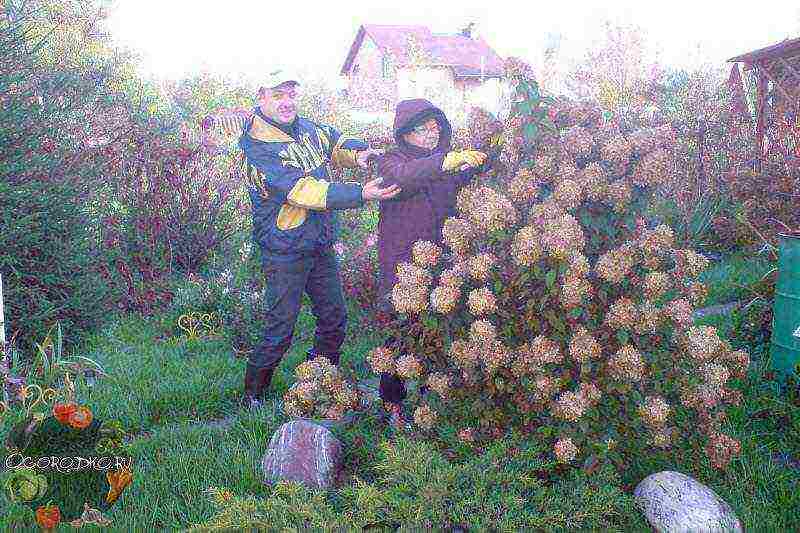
[341,24,505,78]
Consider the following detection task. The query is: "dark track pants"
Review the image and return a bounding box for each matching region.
[249,248,346,371]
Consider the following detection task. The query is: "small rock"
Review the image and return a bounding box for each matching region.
[260,420,343,490]
[634,471,742,533]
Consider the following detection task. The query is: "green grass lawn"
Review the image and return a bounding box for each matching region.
[699,249,776,305]
[1,252,798,531]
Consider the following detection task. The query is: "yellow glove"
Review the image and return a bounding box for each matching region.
[442,150,487,172]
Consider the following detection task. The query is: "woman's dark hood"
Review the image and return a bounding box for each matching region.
[392,98,452,156]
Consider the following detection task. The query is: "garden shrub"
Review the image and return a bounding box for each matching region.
[367,68,749,471]
[99,142,249,316]
[0,4,125,352]
[0,180,114,354]
[190,435,640,531]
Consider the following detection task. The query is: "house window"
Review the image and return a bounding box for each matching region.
[382,57,392,80]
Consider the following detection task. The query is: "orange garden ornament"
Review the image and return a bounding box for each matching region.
[35,502,61,530]
[67,405,93,429]
[105,466,133,505]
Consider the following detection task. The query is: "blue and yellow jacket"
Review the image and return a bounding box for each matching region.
[239,108,368,261]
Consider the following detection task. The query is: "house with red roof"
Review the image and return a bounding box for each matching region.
[341,24,509,122]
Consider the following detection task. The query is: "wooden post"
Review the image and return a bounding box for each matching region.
[755,63,768,172]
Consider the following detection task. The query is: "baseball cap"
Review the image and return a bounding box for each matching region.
[261,68,302,91]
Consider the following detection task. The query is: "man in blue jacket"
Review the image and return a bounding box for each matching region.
[239,69,399,408]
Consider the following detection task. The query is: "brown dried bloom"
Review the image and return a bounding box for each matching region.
[560,275,592,309]
[512,225,543,266]
[456,185,482,215]
[664,298,694,328]
[439,268,465,289]
[639,396,671,428]
[533,155,554,177]
[542,214,585,260]
[391,283,429,314]
[596,247,635,284]
[413,404,438,430]
[601,135,633,166]
[396,263,433,288]
[449,339,480,370]
[465,188,518,233]
[442,217,474,255]
[568,253,590,278]
[552,179,584,210]
[482,340,512,374]
[635,301,664,335]
[510,342,538,377]
[684,326,724,361]
[470,319,497,343]
[430,284,461,314]
[580,162,608,201]
[412,240,442,268]
[556,163,580,185]
[631,148,670,187]
[643,271,672,300]
[528,201,566,227]
[608,345,646,382]
[507,168,540,203]
[426,372,451,398]
[699,362,731,386]
[468,253,497,281]
[467,286,497,316]
[705,432,741,469]
[554,438,578,463]
[640,225,675,256]
[605,180,632,212]
[605,297,638,329]
[563,125,594,158]
[526,336,562,366]
[367,346,396,374]
[553,390,589,422]
[395,354,424,379]
[673,249,710,278]
[569,326,602,362]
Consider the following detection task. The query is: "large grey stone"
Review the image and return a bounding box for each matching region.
[260,420,343,490]
[634,471,742,533]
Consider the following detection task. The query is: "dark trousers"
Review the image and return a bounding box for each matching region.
[378,315,410,404]
[380,372,407,404]
[249,248,347,371]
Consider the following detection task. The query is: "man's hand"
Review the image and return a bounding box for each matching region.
[362,177,401,201]
[356,148,385,169]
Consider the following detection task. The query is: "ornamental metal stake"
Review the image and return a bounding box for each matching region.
[0,273,7,406]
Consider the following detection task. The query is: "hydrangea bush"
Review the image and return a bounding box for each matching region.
[367,89,748,469]
[282,358,361,421]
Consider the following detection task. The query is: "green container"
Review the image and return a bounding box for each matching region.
[771,233,800,376]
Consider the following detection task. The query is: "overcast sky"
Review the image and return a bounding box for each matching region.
[106,0,800,83]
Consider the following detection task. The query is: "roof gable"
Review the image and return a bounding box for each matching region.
[341,24,505,78]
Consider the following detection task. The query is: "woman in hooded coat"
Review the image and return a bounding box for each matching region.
[375,98,487,426]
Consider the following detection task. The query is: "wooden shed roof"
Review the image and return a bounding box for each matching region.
[729,37,800,63]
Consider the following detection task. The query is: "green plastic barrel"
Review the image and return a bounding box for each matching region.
[771,233,800,376]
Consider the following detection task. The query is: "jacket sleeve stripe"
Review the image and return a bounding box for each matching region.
[286,176,330,210]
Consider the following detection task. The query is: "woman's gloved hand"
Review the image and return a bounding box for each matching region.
[441,150,487,172]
